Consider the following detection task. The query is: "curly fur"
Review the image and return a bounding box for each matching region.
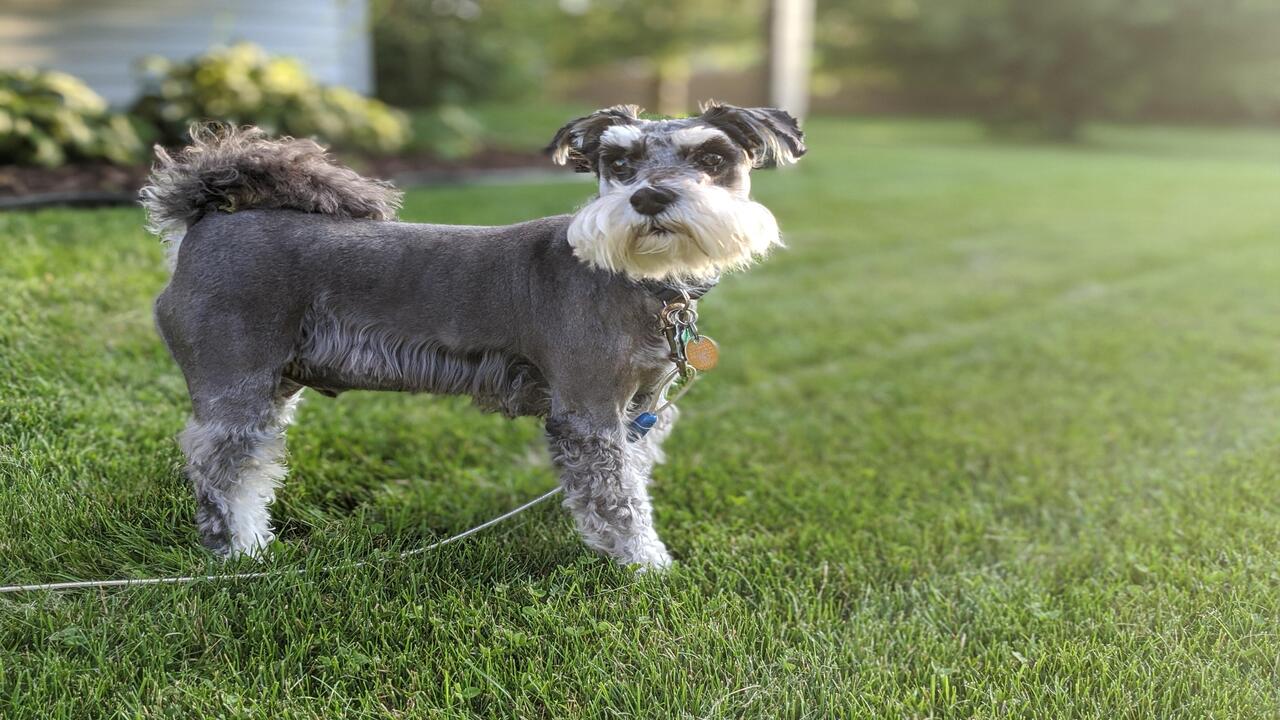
[139,124,403,253]
[178,389,300,558]
[546,417,672,568]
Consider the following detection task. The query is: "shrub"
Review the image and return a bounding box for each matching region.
[132,43,410,154]
[0,68,143,167]
[372,0,550,109]
[406,106,484,159]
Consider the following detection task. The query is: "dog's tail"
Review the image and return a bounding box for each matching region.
[140,123,403,247]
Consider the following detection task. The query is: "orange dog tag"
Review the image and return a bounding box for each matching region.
[685,336,720,371]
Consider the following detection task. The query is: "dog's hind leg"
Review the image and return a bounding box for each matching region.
[546,401,673,570]
[179,380,302,559]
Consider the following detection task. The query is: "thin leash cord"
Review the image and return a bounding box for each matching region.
[0,379,699,596]
[0,486,562,595]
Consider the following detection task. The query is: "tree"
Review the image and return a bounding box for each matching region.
[818,0,1280,139]
[551,0,767,115]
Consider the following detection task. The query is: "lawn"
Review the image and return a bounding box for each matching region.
[2,117,1280,718]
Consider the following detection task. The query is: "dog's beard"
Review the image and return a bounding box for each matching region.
[567,182,781,281]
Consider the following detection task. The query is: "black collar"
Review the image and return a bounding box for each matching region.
[642,276,720,304]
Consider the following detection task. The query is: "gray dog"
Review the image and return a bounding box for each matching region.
[141,102,805,569]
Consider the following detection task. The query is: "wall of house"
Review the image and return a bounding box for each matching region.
[0,0,371,105]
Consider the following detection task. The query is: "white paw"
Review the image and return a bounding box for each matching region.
[617,538,673,571]
[632,558,674,574]
[226,531,274,561]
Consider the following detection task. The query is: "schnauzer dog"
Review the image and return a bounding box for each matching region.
[142,103,805,569]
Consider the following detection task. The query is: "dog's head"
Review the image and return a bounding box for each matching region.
[547,102,806,282]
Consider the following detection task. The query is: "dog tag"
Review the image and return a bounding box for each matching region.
[627,412,659,442]
[685,336,719,371]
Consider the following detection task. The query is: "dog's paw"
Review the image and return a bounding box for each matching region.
[617,538,674,571]
[632,557,674,574]
[224,531,275,562]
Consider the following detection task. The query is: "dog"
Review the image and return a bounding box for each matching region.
[141,102,805,569]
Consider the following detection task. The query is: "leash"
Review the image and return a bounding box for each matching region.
[0,486,562,595]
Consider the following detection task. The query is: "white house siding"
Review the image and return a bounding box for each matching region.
[0,0,372,106]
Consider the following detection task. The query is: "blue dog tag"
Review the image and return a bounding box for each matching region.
[627,412,658,442]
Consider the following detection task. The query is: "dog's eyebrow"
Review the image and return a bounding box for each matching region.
[670,126,729,149]
[599,124,644,149]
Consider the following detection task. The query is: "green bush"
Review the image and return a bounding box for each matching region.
[405,106,484,159]
[132,43,410,154]
[0,68,143,167]
[372,0,550,109]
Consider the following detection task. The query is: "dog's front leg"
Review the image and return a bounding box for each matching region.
[546,410,672,570]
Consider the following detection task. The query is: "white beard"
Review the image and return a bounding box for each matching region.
[567,178,782,282]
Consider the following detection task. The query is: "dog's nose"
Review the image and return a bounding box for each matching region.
[629,186,677,216]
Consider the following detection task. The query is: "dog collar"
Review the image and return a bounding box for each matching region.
[629,289,718,442]
[642,276,719,304]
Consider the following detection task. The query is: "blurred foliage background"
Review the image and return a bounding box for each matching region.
[372,0,767,116]
[372,0,1280,139]
[1,0,1278,168]
[0,68,143,167]
[816,0,1280,139]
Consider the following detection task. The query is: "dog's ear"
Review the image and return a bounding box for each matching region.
[545,105,644,173]
[697,102,806,168]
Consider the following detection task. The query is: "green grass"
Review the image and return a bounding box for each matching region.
[3,117,1280,718]
[406,101,592,157]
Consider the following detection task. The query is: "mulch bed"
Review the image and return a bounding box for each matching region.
[0,163,149,199]
[0,148,566,209]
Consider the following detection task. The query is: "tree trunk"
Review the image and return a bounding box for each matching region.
[652,56,692,116]
[768,0,815,117]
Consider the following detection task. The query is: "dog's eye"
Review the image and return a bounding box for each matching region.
[610,158,631,174]
[698,153,725,170]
